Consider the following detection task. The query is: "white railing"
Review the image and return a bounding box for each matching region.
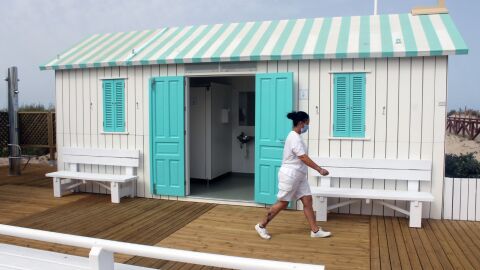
[443,178,480,221]
[0,224,324,270]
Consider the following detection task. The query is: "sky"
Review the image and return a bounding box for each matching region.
[0,0,477,110]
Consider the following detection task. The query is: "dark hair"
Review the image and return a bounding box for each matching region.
[287,111,309,126]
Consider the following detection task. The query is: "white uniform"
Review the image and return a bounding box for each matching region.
[277,131,311,201]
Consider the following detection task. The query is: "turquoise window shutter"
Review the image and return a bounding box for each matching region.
[350,73,366,137]
[114,80,125,132]
[333,74,350,137]
[103,80,115,132]
[103,79,125,132]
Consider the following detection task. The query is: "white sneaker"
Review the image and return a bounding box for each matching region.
[255,224,271,240]
[311,228,331,238]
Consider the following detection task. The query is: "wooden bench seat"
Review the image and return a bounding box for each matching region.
[47,171,137,183]
[310,187,434,202]
[46,148,140,203]
[310,157,433,228]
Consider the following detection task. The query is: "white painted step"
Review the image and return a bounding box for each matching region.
[0,244,156,270]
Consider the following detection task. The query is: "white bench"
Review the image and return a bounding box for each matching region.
[46,148,139,203]
[310,158,434,228]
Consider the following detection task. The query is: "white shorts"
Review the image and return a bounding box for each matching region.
[277,171,311,202]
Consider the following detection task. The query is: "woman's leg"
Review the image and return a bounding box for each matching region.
[300,195,320,232]
[260,201,289,227]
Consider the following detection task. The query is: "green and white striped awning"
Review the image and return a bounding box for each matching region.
[40,13,468,70]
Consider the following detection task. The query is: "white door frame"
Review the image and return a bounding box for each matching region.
[184,73,254,198]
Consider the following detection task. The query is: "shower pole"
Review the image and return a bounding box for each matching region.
[6,67,21,176]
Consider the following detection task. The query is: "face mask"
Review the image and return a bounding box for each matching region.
[301,124,309,134]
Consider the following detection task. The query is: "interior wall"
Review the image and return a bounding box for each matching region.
[209,83,233,178]
[189,82,232,180]
[189,86,207,179]
[229,77,255,174]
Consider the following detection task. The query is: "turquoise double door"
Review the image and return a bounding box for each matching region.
[150,73,293,204]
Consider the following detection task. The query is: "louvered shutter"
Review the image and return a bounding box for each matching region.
[350,73,366,137]
[103,80,115,132]
[333,74,350,137]
[114,80,125,132]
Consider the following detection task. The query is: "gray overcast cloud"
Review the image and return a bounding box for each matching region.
[0,0,477,109]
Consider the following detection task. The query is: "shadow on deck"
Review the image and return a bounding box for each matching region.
[0,165,479,269]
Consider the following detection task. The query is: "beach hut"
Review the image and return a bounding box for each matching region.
[40,11,467,220]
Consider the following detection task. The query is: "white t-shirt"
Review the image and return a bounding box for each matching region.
[279,131,308,179]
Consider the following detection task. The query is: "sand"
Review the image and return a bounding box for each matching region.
[445,133,480,161]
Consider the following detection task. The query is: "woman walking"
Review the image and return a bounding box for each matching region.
[255,111,331,239]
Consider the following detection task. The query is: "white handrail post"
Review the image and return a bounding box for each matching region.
[89,246,114,270]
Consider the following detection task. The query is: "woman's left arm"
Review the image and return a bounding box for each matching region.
[298,154,329,176]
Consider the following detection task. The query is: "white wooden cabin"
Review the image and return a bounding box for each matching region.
[40,12,468,220]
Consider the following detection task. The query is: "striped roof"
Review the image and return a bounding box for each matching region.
[40,13,468,70]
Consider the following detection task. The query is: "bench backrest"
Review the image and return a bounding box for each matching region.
[311,157,432,181]
[61,148,140,168]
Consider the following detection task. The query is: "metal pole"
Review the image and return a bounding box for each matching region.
[374,0,378,15]
[6,67,20,176]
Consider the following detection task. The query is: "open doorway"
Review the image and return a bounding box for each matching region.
[187,76,255,201]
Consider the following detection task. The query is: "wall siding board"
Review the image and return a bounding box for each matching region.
[477,180,480,220]
[420,57,436,218]
[372,59,387,216]
[55,71,65,172]
[443,177,453,219]
[360,59,376,215]
[329,59,342,213]
[78,69,86,192]
[383,58,400,216]
[395,58,411,217]
[308,60,320,205]
[339,59,353,214]
[84,69,94,193]
[53,57,447,219]
[297,60,310,210]
[468,178,476,221]
[452,179,461,220]
[443,178,479,221]
[143,65,153,198]
[430,56,448,218]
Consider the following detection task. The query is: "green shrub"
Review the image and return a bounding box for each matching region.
[445,153,480,178]
[0,147,7,157]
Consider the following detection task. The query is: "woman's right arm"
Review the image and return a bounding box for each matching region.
[298,155,329,176]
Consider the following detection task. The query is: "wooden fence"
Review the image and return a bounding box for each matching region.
[443,177,480,221]
[0,111,56,159]
[446,116,480,140]
[0,112,7,150]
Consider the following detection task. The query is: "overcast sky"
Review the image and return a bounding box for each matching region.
[0,0,477,110]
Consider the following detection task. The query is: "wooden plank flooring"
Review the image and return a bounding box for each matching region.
[155,205,370,270]
[370,216,480,269]
[1,165,480,269]
[0,164,54,188]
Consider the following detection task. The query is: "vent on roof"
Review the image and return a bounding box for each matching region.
[185,62,257,74]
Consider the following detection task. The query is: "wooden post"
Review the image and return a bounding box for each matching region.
[47,112,55,160]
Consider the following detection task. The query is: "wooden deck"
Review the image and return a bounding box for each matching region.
[1,165,480,269]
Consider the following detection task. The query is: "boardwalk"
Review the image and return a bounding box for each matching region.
[1,165,480,269]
